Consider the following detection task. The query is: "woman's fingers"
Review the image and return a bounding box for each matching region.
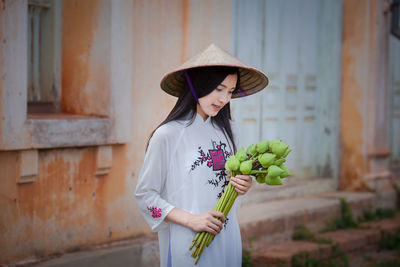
[209,210,226,223]
[231,175,253,195]
[206,226,218,235]
[207,220,222,233]
[210,217,223,229]
[234,175,252,183]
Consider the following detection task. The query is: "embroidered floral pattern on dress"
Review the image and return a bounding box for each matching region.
[147,206,162,218]
[191,140,233,198]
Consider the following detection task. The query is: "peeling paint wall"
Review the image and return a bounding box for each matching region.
[0,146,137,262]
[0,0,232,264]
[1,0,393,264]
[61,0,110,117]
[340,0,392,191]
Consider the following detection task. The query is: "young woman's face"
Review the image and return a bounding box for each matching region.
[197,73,238,120]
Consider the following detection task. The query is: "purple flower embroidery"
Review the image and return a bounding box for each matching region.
[191,140,231,199]
[147,206,162,218]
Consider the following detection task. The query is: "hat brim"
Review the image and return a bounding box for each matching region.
[160,64,269,99]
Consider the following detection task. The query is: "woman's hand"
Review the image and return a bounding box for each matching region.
[230,174,253,195]
[166,208,225,235]
[187,210,226,235]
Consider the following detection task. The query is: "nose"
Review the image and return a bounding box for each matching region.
[219,92,230,104]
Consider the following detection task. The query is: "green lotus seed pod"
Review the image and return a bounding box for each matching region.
[266,176,283,185]
[246,144,257,156]
[225,156,240,171]
[279,164,291,178]
[267,165,284,177]
[258,153,276,168]
[255,173,266,184]
[271,142,288,158]
[274,158,286,166]
[256,141,269,154]
[240,160,253,175]
[282,148,292,158]
[236,147,247,162]
[268,140,281,148]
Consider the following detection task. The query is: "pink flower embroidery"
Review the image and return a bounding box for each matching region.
[207,162,213,167]
[147,206,162,218]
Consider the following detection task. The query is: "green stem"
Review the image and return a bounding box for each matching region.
[222,184,238,216]
[219,183,233,214]
[196,232,205,248]
[249,152,259,160]
[207,231,215,246]
[226,191,238,214]
[189,239,196,250]
[196,233,207,257]
[215,184,229,212]
[205,232,214,247]
[250,170,267,175]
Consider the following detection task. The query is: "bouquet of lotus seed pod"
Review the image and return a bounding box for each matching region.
[189,140,292,264]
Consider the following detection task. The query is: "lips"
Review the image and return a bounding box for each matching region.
[212,104,222,111]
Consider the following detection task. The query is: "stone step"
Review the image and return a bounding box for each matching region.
[238,191,376,250]
[250,214,400,267]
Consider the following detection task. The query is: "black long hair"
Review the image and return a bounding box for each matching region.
[147,66,240,153]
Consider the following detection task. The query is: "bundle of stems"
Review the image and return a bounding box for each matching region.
[189,171,238,265]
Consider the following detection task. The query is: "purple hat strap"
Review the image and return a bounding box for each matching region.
[184,71,199,104]
[238,87,247,97]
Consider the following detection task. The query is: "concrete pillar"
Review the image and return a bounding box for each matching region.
[340,0,395,207]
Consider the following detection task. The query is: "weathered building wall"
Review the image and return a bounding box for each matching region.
[61,0,111,117]
[1,0,395,265]
[340,0,394,205]
[0,147,136,262]
[0,0,232,264]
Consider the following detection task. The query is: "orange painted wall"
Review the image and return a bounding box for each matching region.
[0,146,139,263]
[0,0,233,264]
[339,0,391,190]
[339,0,368,190]
[61,0,110,117]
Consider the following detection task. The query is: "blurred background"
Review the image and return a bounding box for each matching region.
[1,0,399,266]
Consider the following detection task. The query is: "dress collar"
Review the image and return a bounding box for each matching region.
[194,112,211,125]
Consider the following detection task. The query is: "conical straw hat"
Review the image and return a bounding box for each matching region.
[160,43,269,98]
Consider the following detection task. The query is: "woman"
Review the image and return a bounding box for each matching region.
[135,44,268,267]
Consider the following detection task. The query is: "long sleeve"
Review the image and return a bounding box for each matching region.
[135,127,175,232]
